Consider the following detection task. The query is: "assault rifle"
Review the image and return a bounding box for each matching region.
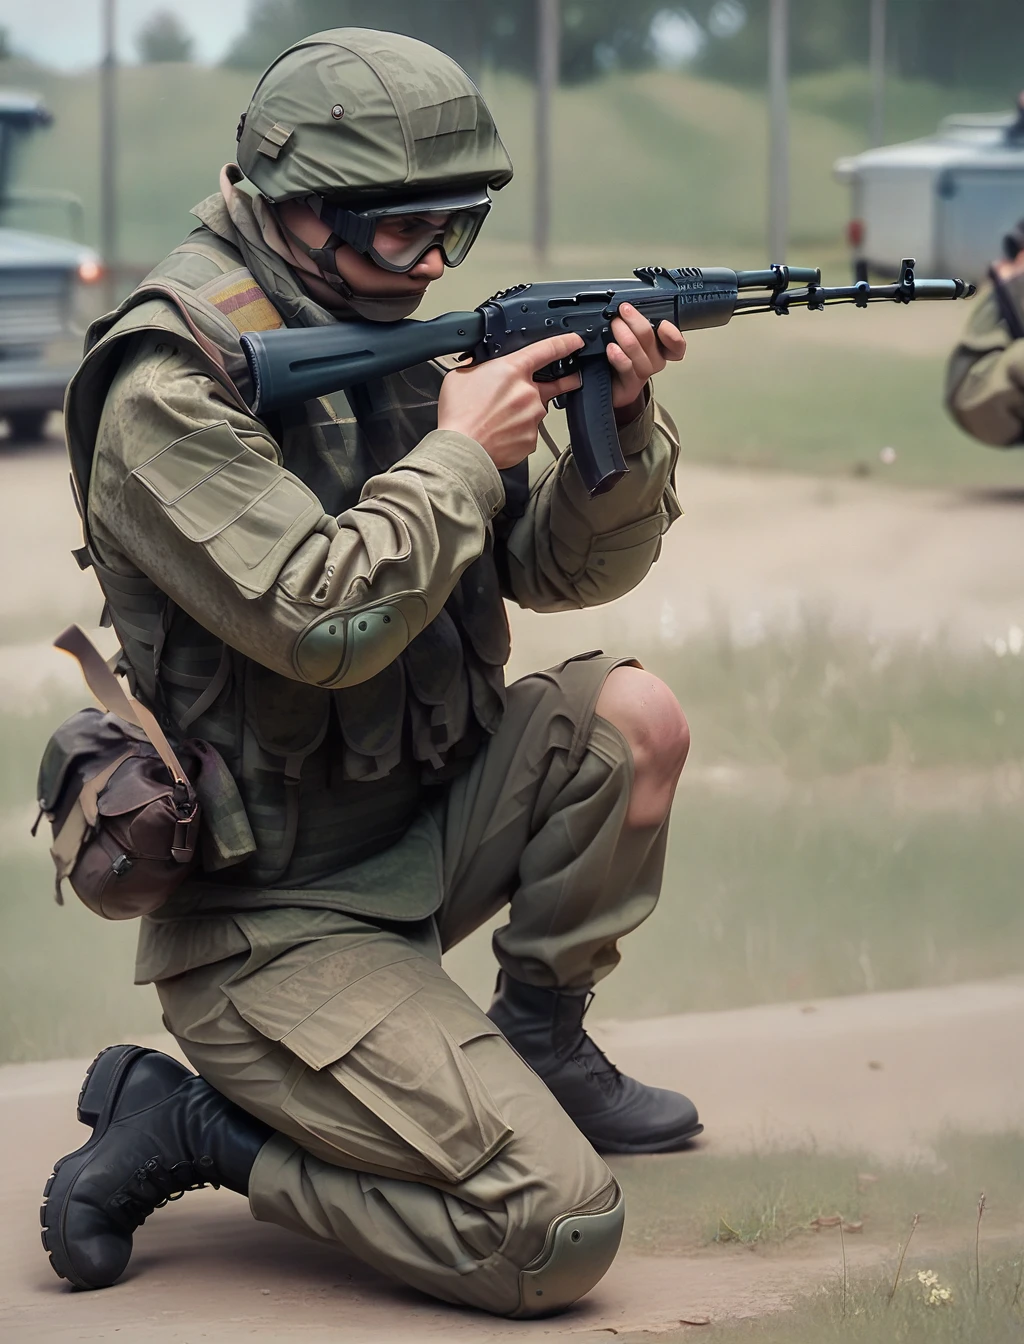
[241,258,975,497]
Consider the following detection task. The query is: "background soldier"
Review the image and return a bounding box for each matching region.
[946,219,1024,444]
[40,29,696,1319]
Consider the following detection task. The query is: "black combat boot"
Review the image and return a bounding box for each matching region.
[487,972,702,1154]
[40,1044,272,1290]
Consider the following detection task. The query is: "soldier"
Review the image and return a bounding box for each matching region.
[946,223,1024,445]
[41,29,696,1319]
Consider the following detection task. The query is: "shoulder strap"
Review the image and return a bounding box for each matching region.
[54,624,191,792]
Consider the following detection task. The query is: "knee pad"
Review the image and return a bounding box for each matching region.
[513,1182,625,1318]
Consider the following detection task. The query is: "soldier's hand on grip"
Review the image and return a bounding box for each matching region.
[606,304,687,411]
[437,332,585,471]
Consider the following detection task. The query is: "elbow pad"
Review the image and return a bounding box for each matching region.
[293,601,420,688]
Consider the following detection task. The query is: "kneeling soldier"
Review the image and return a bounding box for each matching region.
[41,28,697,1319]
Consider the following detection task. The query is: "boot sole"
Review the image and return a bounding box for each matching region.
[590,1121,704,1155]
[40,1044,148,1290]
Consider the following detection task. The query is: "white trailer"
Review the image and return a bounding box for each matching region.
[834,111,1024,282]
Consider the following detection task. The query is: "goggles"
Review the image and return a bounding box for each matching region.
[305,188,492,273]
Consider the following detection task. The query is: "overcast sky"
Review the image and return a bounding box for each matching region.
[0,0,251,69]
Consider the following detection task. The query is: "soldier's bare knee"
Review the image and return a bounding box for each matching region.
[595,667,689,827]
[510,1179,625,1319]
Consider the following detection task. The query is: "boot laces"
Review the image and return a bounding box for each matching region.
[569,993,623,1096]
[108,1154,219,1229]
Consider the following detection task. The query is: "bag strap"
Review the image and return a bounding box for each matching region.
[54,624,191,791]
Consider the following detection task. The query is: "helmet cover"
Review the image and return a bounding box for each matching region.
[237,27,513,204]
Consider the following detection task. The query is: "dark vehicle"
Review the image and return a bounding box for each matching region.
[0,92,101,442]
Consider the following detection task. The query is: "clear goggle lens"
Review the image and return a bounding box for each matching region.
[315,193,491,273]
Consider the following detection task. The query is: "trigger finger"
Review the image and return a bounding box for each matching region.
[541,371,582,405]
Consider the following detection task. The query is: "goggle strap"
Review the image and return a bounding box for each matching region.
[328,207,376,256]
[278,218,353,294]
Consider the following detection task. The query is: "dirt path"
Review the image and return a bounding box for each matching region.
[2,439,1024,704]
[2,979,1022,1340]
[506,463,1024,680]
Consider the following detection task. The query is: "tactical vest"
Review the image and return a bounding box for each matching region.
[64,225,524,891]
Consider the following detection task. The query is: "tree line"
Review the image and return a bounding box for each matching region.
[134,0,1024,97]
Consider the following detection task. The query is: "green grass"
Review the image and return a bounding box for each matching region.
[0,695,83,810]
[613,1129,1024,1342]
[532,784,1024,1021]
[0,850,163,1064]
[625,1258,1024,1343]
[644,1256,1024,1344]
[652,326,1024,491]
[654,624,1024,775]
[790,66,1014,148]
[614,1130,1024,1255]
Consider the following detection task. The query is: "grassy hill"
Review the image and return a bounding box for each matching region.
[1,57,1010,266]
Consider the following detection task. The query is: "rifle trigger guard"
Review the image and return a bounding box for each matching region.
[534,355,578,383]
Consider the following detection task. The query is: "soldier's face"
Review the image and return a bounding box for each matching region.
[335,233,447,292]
[278,199,445,295]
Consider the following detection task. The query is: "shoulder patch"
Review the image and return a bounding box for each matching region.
[207,275,283,335]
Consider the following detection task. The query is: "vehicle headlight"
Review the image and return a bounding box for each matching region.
[77,259,103,284]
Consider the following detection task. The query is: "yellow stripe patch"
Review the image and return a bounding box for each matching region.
[209,277,283,334]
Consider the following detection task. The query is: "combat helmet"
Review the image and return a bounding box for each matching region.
[236,28,512,280]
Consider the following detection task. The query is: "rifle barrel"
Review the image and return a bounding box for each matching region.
[733,275,975,314]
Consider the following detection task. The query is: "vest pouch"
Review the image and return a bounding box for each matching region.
[402,610,469,767]
[37,707,200,920]
[89,556,169,706]
[445,556,510,736]
[244,661,331,881]
[332,657,405,780]
[450,554,512,670]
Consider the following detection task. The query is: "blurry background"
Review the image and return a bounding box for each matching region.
[7,0,1024,265]
[1,0,1024,1064]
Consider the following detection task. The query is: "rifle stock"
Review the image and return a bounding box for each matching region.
[243,309,483,414]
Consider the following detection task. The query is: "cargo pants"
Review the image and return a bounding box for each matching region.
[156,654,672,1316]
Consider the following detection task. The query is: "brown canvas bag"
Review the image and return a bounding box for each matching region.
[35,625,202,920]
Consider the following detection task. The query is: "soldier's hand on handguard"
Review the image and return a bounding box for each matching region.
[437,331,585,470]
[607,303,687,419]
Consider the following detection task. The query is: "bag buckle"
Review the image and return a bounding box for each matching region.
[171,803,199,864]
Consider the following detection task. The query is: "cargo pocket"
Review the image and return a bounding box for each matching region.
[225,939,513,1185]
